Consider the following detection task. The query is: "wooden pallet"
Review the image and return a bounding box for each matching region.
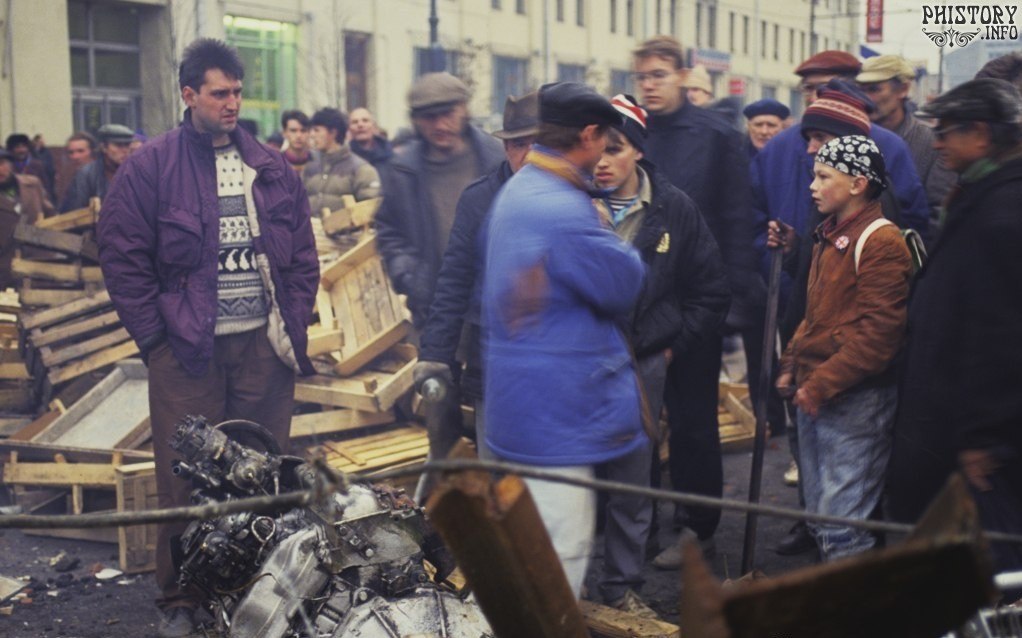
[309,423,428,477]
[321,195,380,235]
[116,462,158,573]
[296,343,417,413]
[313,233,412,376]
[718,382,756,452]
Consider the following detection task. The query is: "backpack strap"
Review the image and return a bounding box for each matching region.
[854,218,895,275]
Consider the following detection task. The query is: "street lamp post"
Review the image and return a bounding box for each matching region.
[429,0,445,72]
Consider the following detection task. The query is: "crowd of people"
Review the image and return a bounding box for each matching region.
[1,34,1019,636]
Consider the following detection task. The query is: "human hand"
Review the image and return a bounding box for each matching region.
[775,372,796,399]
[664,348,674,365]
[412,360,454,394]
[767,220,797,255]
[793,387,819,417]
[959,449,998,492]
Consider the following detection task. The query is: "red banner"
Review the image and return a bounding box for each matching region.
[866,0,883,43]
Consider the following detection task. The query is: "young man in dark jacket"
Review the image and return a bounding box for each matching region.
[888,79,1022,589]
[632,35,757,560]
[592,94,730,615]
[60,124,134,212]
[97,39,319,638]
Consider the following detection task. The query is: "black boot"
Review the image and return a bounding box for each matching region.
[775,521,816,556]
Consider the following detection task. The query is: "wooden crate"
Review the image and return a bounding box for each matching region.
[32,360,150,450]
[321,195,380,235]
[719,382,756,452]
[295,343,417,412]
[313,233,411,376]
[116,462,158,573]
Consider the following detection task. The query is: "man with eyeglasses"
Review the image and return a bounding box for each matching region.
[888,79,1022,596]
[631,35,754,568]
[857,55,955,226]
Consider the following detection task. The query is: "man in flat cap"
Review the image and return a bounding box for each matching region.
[61,123,135,212]
[413,91,538,466]
[858,55,955,225]
[888,79,1022,594]
[482,82,645,597]
[743,99,790,157]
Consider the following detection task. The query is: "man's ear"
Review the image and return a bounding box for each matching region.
[181,85,197,108]
[849,174,869,196]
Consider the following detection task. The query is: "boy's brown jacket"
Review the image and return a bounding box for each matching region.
[780,200,913,408]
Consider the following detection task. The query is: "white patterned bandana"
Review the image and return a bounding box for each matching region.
[815,135,887,192]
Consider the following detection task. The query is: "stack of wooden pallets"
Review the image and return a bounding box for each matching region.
[13,198,103,308]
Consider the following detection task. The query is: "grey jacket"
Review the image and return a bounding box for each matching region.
[61,158,108,212]
[892,112,956,224]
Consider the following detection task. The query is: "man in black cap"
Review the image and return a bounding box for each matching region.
[413,91,538,464]
[5,133,51,196]
[61,123,135,212]
[743,99,790,157]
[888,79,1022,593]
[481,82,645,598]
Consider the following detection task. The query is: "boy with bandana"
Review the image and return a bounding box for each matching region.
[775,135,913,560]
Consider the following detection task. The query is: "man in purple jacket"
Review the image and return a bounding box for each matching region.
[97,39,318,638]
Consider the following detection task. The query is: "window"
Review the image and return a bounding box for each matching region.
[492,55,529,114]
[344,32,370,112]
[729,12,735,53]
[773,23,779,60]
[708,5,717,48]
[790,88,803,119]
[610,0,617,33]
[517,0,526,14]
[626,0,634,35]
[492,0,501,8]
[696,3,703,47]
[576,0,584,26]
[556,0,564,21]
[414,47,462,77]
[669,0,677,35]
[656,0,662,34]
[558,63,587,83]
[610,69,631,95]
[224,15,298,140]
[760,21,767,57]
[762,85,776,100]
[68,0,141,132]
[743,16,749,54]
[789,28,795,63]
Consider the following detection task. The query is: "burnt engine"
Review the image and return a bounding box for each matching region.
[169,415,492,637]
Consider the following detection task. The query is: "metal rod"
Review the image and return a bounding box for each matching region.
[741,245,784,574]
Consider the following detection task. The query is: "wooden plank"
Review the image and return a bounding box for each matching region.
[17,288,90,308]
[579,601,681,638]
[7,410,60,441]
[20,289,111,329]
[295,355,415,412]
[12,257,103,284]
[47,339,138,385]
[116,462,157,573]
[289,409,395,439]
[0,417,32,437]
[306,328,343,357]
[322,197,381,235]
[320,234,378,286]
[0,361,29,379]
[0,440,153,464]
[14,224,99,261]
[34,205,97,232]
[41,327,131,367]
[3,461,118,487]
[333,321,410,377]
[24,526,119,544]
[31,310,121,347]
[426,445,589,638]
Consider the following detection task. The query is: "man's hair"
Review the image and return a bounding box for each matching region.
[633,35,685,70]
[536,122,608,151]
[5,134,30,151]
[311,108,348,142]
[67,131,98,151]
[281,109,310,130]
[178,38,245,91]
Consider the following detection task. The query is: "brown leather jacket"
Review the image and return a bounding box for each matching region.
[0,174,54,288]
[780,200,912,407]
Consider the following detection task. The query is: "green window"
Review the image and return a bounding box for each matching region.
[224,16,298,140]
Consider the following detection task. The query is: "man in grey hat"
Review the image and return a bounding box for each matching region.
[413,91,538,464]
[376,72,504,327]
[60,123,135,212]
[857,55,955,225]
[888,78,1022,592]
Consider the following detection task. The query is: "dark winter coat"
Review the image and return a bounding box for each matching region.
[625,164,731,359]
[887,154,1022,523]
[644,99,761,330]
[61,157,108,212]
[350,135,394,167]
[97,112,319,377]
[418,161,512,400]
[375,126,504,325]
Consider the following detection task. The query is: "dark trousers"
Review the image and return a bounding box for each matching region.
[664,335,724,540]
[148,329,295,610]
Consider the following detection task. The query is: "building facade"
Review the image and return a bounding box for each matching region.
[1,0,858,143]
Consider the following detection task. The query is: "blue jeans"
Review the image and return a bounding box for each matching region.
[796,383,896,560]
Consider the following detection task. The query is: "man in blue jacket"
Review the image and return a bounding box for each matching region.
[97,39,319,637]
[483,83,646,598]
